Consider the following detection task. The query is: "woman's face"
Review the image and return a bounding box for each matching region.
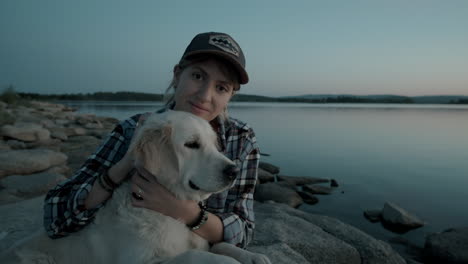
[173,59,235,121]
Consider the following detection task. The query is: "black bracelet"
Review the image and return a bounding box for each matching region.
[187,202,209,231]
[102,170,119,189]
[97,173,114,193]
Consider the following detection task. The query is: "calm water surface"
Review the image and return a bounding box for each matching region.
[62,101,468,247]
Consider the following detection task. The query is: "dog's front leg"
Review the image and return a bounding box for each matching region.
[210,242,271,264]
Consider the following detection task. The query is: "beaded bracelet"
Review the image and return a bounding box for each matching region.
[187,202,209,231]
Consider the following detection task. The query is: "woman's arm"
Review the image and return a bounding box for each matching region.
[209,145,259,248]
[43,116,139,238]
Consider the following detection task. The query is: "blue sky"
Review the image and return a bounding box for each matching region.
[1,0,467,97]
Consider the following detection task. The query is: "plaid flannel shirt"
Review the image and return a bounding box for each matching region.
[43,110,260,248]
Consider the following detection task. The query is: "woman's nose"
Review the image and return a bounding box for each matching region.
[196,83,213,102]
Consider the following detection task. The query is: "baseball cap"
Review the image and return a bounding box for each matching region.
[180,32,249,84]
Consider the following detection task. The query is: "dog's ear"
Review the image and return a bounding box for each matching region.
[131,124,173,176]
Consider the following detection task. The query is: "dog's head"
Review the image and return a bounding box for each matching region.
[129,110,238,201]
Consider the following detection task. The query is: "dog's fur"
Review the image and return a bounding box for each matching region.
[0,110,270,264]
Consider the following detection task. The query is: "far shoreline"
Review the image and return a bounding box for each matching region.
[17,91,468,105]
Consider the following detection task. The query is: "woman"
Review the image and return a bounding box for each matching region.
[43,32,260,253]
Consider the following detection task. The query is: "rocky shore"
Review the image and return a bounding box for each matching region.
[1,100,466,263]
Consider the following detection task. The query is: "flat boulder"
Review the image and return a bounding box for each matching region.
[0,149,68,178]
[0,196,44,252]
[259,161,280,174]
[302,184,333,195]
[254,182,303,208]
[424,227,468,264]
[381,202,424,231]
[0,122,50,142]
[0,171,66,199]
[257,168,275,183]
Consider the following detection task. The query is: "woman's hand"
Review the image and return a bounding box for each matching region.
[129,167,201,225]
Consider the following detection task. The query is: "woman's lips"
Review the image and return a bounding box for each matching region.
[190,102,209,113]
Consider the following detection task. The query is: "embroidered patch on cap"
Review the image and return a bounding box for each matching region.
[208,35,240,57]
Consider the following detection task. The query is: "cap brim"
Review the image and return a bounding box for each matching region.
[182,50,249,85]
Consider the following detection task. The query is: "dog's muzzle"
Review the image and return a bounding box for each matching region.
[223,164,239,181]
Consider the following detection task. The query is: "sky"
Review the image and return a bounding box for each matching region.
[1,0,467,97]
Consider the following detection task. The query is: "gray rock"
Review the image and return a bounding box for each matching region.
[251,202,406,263]
[84,121,103,129]
[331,178,339,187]
[0,196,44,252]
[30,101,66,112]
[40,119,56,129]
[251,202,361,264]
[257,168,275,183]
[424,227,468,264]
[60,135,101,172]
[55,119,70,126]
[0,140,10,150]
[75,113,98,125]
[259,161,280,174]
[50,130,68,141]
[6,140,26,149]
[248,243,309,264]
[302,184,333,195]
[44,165,71,176]
[364,209,382,222]
[278,175,329,186]
[381,202,424,229]
[64,126,87,137]
[254,182,303,208]
[0,122,50,142]
[0,171,66,199]
[0,149,68,178]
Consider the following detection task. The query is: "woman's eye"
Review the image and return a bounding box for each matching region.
[192,73,203,80]
[217,85,229,93]
[184,141,200,149]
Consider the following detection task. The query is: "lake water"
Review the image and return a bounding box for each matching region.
[61,101,468,247]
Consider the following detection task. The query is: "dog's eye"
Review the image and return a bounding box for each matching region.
[184,141,200,149]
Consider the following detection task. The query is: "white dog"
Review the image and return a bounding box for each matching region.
[1,110,270,264]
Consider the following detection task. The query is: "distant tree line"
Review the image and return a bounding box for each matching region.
[449,98,468,104]
[17,92,417,103]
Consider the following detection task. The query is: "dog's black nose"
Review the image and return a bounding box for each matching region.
[223,164,239,181]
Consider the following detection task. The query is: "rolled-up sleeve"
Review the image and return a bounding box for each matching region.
[43,116,137,238]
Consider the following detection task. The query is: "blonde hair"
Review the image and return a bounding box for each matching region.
[163,55,240,122]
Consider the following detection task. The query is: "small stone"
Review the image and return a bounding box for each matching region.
[298,191,319,205]
[331,179,339,187]
[364,209,382,222]
[381,202,424,232]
